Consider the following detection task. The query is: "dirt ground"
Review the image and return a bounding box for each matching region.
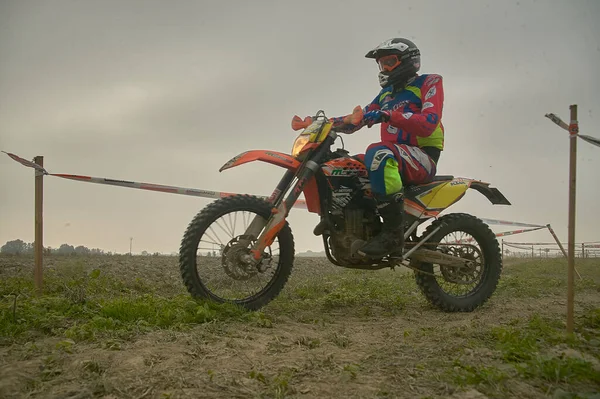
[0,255,598,399]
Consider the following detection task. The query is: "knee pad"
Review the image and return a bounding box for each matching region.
[366,148,394,172]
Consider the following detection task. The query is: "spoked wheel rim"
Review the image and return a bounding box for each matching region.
[194,210,281,303]
[430,230,485,298]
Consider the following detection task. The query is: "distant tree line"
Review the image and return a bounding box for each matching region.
[1,239,222,257]
[1,239,111,255]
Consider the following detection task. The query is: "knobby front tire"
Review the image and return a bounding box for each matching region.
[179,195,295,311]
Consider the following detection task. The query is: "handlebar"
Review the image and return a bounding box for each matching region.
[291,106,364,131]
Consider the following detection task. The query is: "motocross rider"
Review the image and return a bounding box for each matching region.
[330,37,444,258]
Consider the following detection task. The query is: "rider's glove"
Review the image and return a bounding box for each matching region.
[329,115,347,127]
[363,110,390,127]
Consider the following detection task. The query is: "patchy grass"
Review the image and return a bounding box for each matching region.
[0,259,270,345]
[0,254,599,398]
[268,268,413,322]
[446,311,600,398]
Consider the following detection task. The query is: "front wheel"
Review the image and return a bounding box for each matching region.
[411,213,502,312]
[179,195,295,311]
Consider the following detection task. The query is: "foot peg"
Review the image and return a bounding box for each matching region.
[313,219,328,236]
[350,239,367,258]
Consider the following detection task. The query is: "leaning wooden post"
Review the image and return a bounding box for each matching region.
[546,103,600,332]
[34,156,44,295]
[546,224,582,280]
[566,104,578,335]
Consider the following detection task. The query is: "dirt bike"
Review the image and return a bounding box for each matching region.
[178,107,511,312]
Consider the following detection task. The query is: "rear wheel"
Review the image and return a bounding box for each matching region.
[411,213,502,312]
[179,195,295,311]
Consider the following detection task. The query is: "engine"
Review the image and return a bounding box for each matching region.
[319,152,379,264]
[328,206,378,264]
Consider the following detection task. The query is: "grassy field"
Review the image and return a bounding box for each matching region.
[0,254,598,399]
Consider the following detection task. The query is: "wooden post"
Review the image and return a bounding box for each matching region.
[546,224,582,279]
[34,156,44,295]
[566,104,578,335]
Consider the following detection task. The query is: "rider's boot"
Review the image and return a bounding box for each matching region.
[358,191,405,258]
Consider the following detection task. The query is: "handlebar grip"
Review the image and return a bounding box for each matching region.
[342,106,364,125]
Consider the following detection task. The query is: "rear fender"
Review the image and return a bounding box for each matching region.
[412,178,510,218]
[469,181,511,205]
[414,178,471,212]
[219,150,301,172]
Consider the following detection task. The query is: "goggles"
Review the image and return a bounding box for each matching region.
[377,54,402,72]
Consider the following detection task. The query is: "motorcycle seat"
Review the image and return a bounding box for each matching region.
[431,175,454,182]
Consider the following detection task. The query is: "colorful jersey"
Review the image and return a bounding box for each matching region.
[366,74,444,150]
[332,74,445,151]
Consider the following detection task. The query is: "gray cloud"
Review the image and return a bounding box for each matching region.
[1,0,599,254]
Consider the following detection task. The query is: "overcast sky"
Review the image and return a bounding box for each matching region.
[1,0,599,255]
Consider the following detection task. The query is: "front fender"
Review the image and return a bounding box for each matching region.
[219,150,301,172]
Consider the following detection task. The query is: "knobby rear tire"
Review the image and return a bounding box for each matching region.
[412,213,503,312]
[179,194,295,311]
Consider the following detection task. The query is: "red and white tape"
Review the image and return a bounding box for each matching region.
[1,151,554,231]
[504,242,535,251]
[447,226,546,245]
[477,218,545,228]
[545,113,600,147]
[3,151,309,208]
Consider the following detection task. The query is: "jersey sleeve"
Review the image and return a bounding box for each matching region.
[387,74,444,137]
[363,92,382,113]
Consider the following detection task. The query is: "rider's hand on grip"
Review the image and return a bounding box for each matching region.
[330,106,364,131]
[363,110,390,128]
[343,105,364,125]
[292,106,363,132]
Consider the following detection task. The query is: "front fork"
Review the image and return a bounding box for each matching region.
[241,168,296,243]
[246,160,321,260]
[242,135,335,261]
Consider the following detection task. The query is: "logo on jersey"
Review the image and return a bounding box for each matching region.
[379,96,393,107]
[387,125,399,135]
[425,75,441,86]
[425,86,436,100]
[392,100,410,112]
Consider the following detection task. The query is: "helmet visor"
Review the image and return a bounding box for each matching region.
[377,54,402,72]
